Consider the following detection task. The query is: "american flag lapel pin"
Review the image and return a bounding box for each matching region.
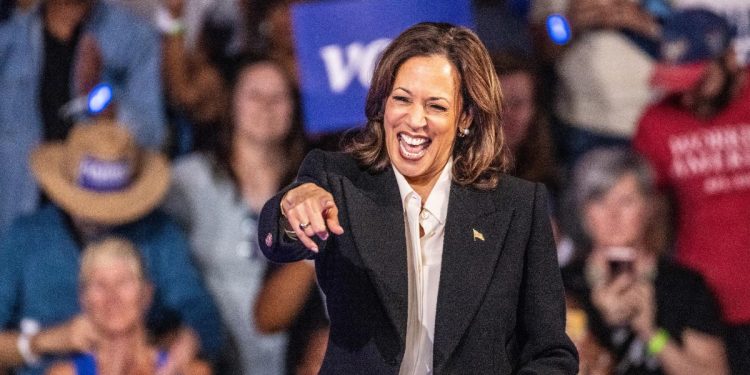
[473,228,485,241]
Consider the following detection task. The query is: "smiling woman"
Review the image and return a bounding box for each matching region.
[258,22,578,374]
[383,55,460,200]
[46,238,210,375]
[349,22,508,191]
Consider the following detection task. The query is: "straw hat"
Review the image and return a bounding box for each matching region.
[30,120,170,225]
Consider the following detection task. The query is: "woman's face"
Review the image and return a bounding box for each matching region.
[583,173,650,249]
[499,71,535,152]
[81,257,151,337]
[233,62,294,144]
[383,55,462,188]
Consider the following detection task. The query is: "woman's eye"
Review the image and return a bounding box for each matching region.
[393,95,410,103]
[430,104,448,112]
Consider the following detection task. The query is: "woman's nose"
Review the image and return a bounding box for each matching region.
[406,104,427,129]
[608,207,624,221]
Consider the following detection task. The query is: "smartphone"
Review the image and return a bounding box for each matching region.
[609,258,634,276]
[605,247,636,278]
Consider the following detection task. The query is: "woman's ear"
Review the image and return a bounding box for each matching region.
[141,282,155,310]
[79,286,89,312]
[458,107,474,133]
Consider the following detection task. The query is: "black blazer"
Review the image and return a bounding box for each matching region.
[258,150,578,374]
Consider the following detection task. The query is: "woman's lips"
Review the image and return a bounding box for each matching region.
[398,133,431,160]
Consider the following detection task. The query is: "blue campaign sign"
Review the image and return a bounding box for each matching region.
[292,0,474,134]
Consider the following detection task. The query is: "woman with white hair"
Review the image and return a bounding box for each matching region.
[47,237,210,374]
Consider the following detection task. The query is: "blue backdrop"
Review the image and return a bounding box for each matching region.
[292,0,474,134]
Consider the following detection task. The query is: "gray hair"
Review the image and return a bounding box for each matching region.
[562,147,655,256]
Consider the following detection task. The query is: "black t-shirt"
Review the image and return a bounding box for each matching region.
[563,258,725,375]
[40,24,81,141]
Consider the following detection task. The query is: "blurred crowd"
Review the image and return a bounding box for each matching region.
[1,0,748,374]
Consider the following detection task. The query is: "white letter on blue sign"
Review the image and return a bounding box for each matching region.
[320,38,391,93]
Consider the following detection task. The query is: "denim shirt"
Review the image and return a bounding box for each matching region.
[0,1,166,236]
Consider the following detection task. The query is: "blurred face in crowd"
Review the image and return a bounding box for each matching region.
[233,62,294,144]
[583,172,650,249]
[499,71,535,153]
[81,254,152,337]
[384,55,461,190]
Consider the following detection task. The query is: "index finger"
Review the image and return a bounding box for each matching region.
[322,200,344,235]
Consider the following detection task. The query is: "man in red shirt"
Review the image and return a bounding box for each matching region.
[633,8,749,374]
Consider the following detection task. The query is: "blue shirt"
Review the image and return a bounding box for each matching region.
[71,351,168,374]
[0,1,166,236]
[0,205,222,375]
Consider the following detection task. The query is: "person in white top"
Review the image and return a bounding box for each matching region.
[258,22,578,374]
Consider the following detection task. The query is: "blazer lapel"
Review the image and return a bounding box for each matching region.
[433,184,515,371]
[343,166,409,342]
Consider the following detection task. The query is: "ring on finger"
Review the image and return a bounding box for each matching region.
[299,222,311,230]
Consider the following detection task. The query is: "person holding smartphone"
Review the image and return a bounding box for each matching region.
[560,147,729,375]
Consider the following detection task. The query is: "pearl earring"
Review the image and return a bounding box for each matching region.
[457,127,470,137]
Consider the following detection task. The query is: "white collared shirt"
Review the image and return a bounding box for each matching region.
[393,159,452,375]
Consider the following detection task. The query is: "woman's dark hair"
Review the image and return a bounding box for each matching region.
[213,53,306,187]
[345,22,509,190]
[491,51,560,189]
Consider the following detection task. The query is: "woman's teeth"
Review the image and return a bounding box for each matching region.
[401,133,428,146]
[398,134,430,160]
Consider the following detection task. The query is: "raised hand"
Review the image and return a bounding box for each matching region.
[162,0,186,18]
[73,33,102,96]
[31,314,99,355]
[280,183,344,252]
[628,281,657,340]
[591,273,637,326]
[156,327,199,375]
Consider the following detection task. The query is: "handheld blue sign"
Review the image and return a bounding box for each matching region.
[292,0,474,134]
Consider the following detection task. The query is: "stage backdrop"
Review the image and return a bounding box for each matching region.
[292,0,474,134]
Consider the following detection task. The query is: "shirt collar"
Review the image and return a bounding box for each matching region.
[392,158,453,226]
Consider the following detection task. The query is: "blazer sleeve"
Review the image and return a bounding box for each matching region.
[257,150,333,263]
[516,184,579,374]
